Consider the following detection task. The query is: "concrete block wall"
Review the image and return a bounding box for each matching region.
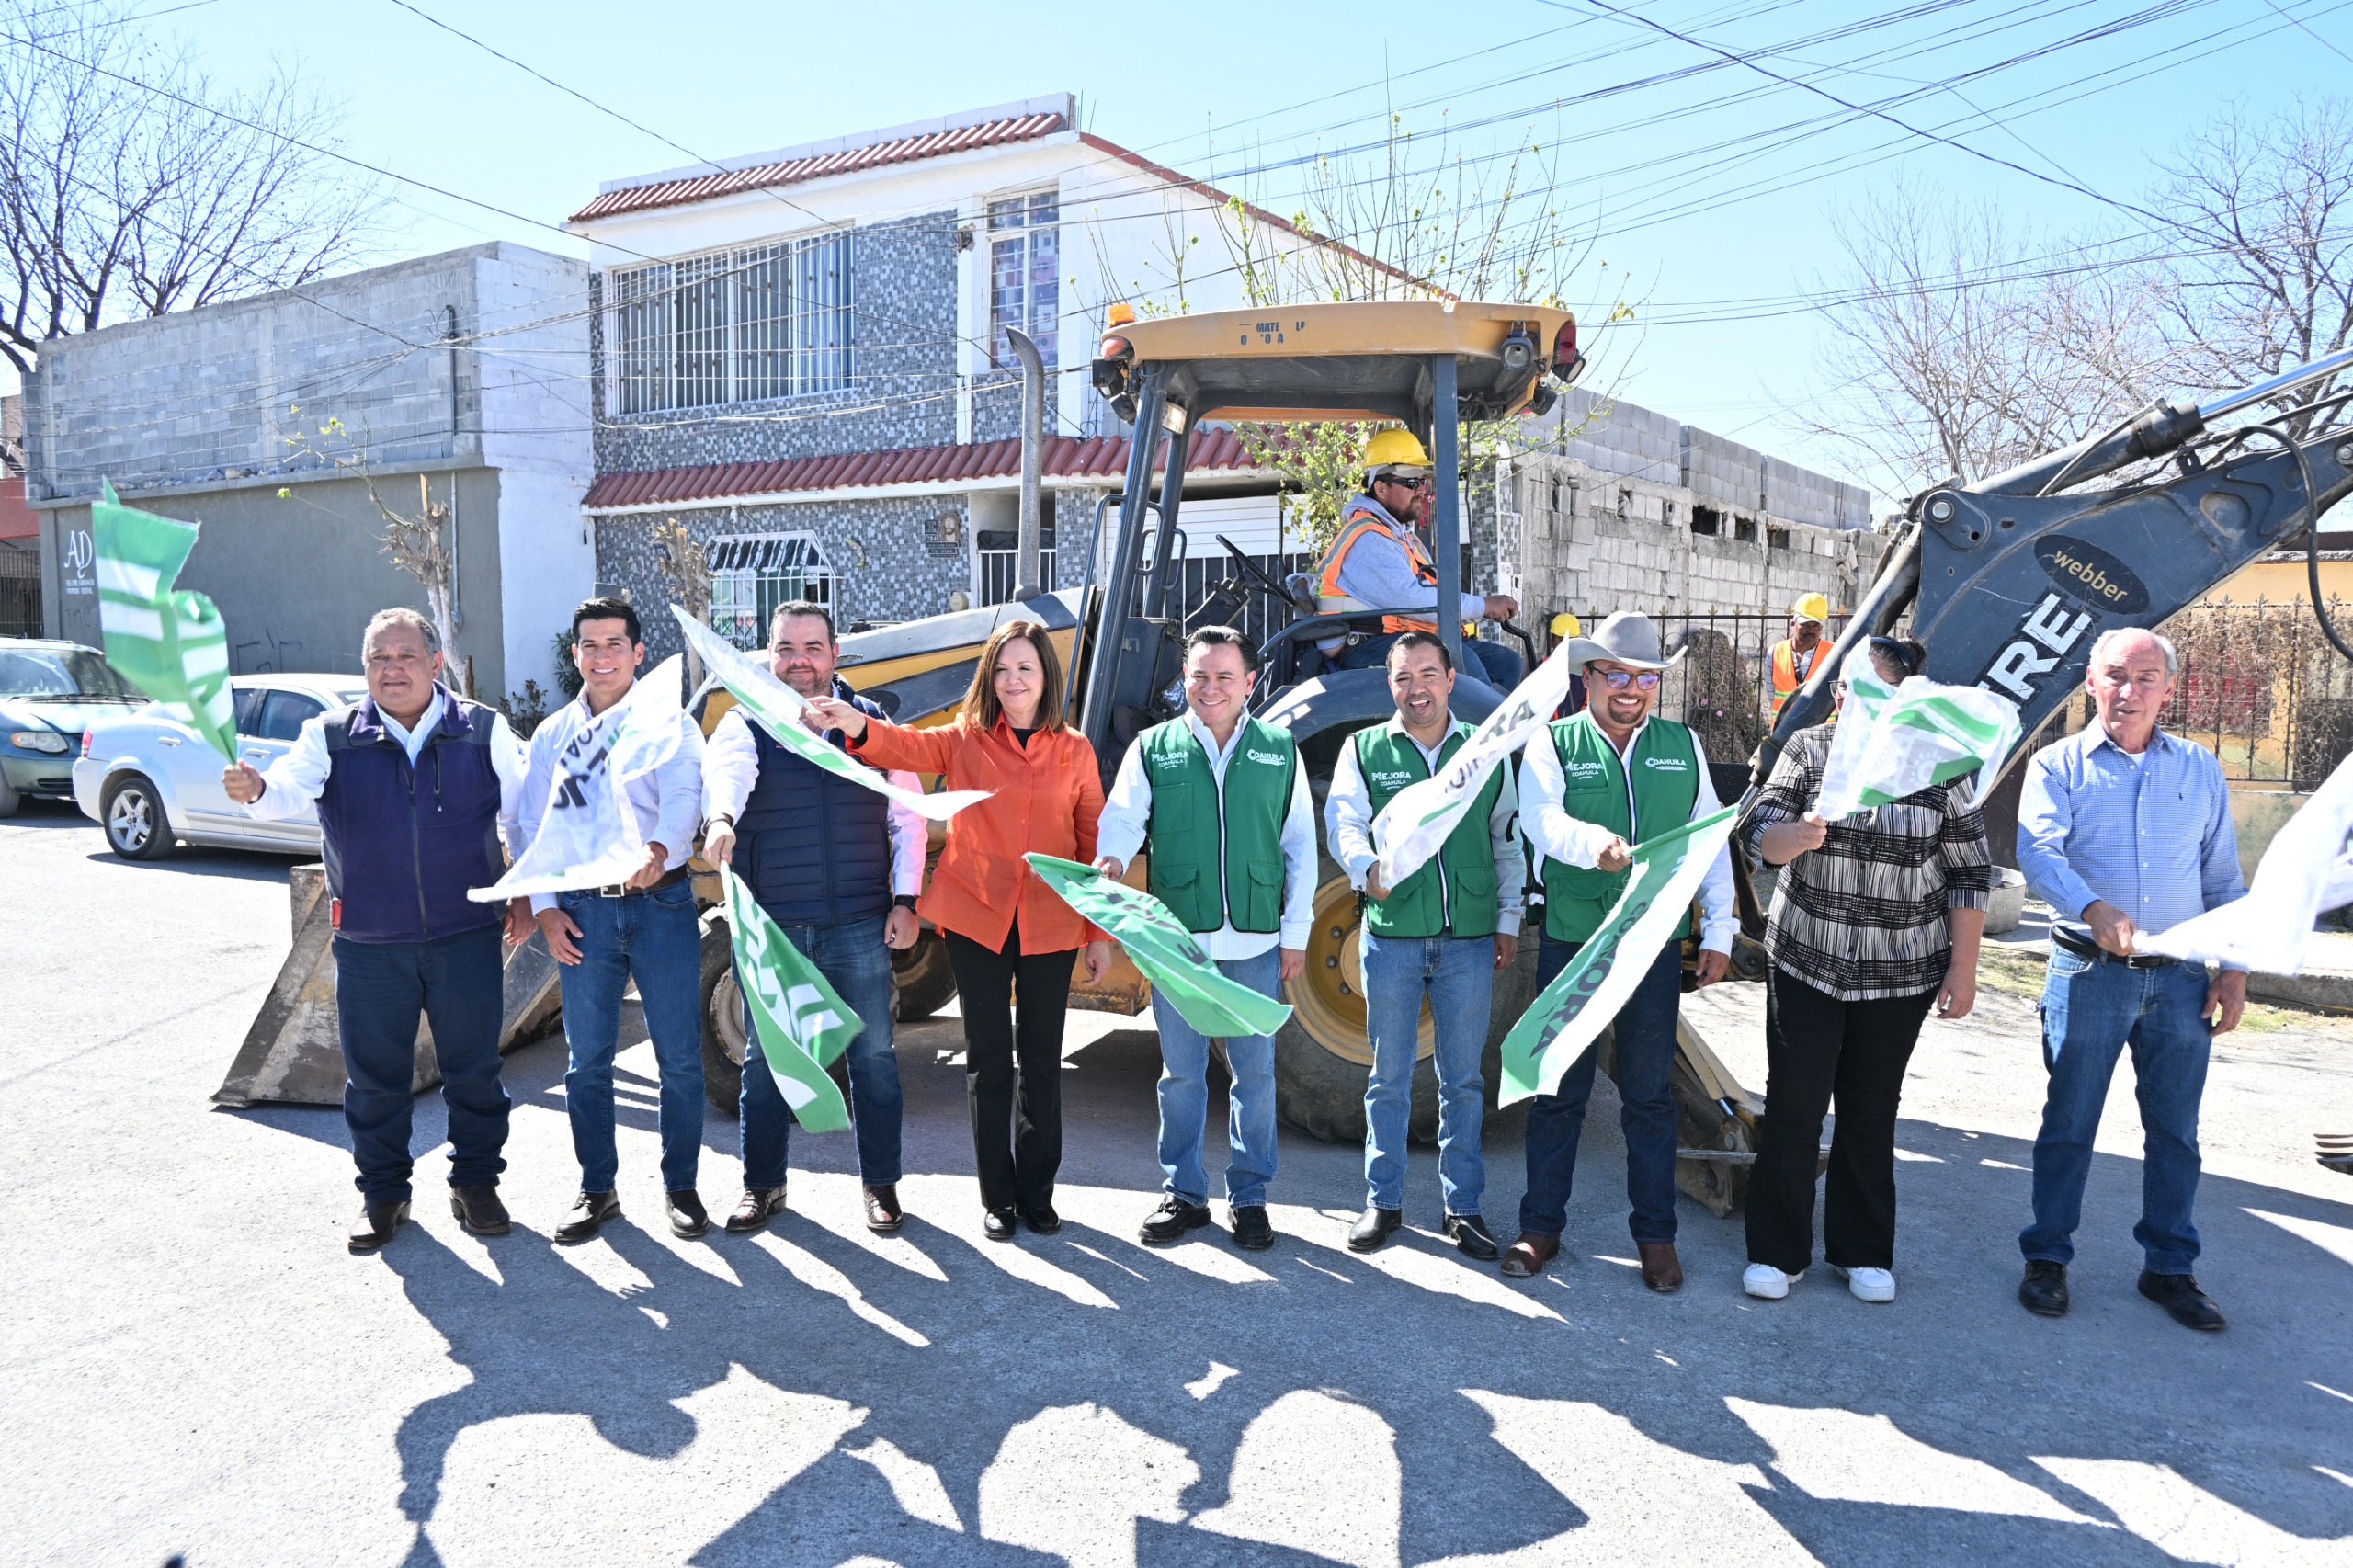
[1521,387,1872,529]
[1680,426,1766,513]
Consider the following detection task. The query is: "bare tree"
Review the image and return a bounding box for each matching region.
[652,517,710,686]
[0,0,381,375]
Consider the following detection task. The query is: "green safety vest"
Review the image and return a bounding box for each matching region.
[1539,712,1701,944]
[1141,716,1298,935]
[1351,721,1505,939]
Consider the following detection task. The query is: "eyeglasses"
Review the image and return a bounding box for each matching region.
[1375,468,1433,489]
[1594,669,1661,689]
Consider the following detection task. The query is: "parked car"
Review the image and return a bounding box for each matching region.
[0,638,147,815]
[73,672,368,859]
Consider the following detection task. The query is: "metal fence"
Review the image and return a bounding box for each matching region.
[1174,551,1312,650]
[0,548,38,638]
[2159,598,2353,788]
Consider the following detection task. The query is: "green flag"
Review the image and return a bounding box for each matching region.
[1026,853,1294,1038]
[721,865,859,1131]
[92,482,235,762]
[1499,806,1740,1104]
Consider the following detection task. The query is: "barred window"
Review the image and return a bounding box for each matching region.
[708,534,837,651]
[610,232,854,415]
[989,191,1058,370]
[976,526,1055,606]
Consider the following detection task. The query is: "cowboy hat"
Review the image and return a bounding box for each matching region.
[1555,610,1685,674]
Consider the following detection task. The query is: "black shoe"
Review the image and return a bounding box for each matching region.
[1139,1196,1213,1245]
[348,1198,410,1254]
[983,1207,1019,1242]
[1231,1204,1275,1250]
[864,1185,904,1234]
[2019,1259,2069,1317]
[666,1190,710,1240]
[1347,1206,1403,1252]
[448,1185,511,1237]
[1445,1213,1500,1261]
[1024,1204,1062,1235]
[554,1190,620,1245]
[725,1186,786,1234]
[2139,1270,2225,1331]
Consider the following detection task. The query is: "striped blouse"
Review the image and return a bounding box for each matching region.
[1736,724,1995,1001]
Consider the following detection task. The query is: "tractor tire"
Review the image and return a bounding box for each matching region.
[1275,849,1539,1145]
[892,931,956,1020]
[101,773,176,861]
[699,915,745,1117]
[0,769,19,818]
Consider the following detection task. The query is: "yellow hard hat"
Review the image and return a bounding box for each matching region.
[1790,592,1830,625]
[1363,426,1433,474]
[1551,612,1582,639]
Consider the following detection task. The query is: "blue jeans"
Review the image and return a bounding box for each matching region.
[741,914,901,1189]
[1518,935,1684,1244]
[335,926,509,1202]
[1153,946,1282,1207]
[1339,631,1523,689]
[1361,931,1494,1214]
[2020,949,2214,1274]
[555,880,705,1193]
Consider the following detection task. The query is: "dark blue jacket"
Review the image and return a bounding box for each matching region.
[735,677,895,927]
[317,687,505,944]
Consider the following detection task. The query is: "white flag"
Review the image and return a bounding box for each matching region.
[671,607,989,823]
[2135,749,2353,972]
[468,656,690,902]
[1813,662,2020,821]
[1371,637,1577,890]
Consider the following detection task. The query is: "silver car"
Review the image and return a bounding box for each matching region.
[73,672,368,859]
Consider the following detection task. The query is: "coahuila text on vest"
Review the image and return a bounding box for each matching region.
[1141,716,1298,935]
[1540,711,1702,945]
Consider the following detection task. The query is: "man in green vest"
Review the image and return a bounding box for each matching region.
[1503,610,1736,1291]
[1325,631,1523,1259]
[1095,625,1316,1251]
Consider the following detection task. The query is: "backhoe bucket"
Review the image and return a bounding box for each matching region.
[213,864,564,1108]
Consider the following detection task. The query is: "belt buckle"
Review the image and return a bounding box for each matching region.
[595,883,628,898]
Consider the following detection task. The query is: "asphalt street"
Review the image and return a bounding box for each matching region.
[6,795,2353,1567]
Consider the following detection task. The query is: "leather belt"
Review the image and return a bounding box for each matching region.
[591,866,691,899]
[2052,924,2175,969]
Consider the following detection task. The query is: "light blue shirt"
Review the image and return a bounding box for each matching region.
[2016,722,2245,963]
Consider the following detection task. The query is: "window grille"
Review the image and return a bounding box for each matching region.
[610,232,854,415]
[708,533,837,650]
[976,526,1055,606]
[988,191,1059,370]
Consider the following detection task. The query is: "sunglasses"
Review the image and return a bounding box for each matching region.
[1594,668,1662,689]
[1376,469,1433,489]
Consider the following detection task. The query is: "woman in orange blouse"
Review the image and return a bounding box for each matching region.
[811,619,1109,1242]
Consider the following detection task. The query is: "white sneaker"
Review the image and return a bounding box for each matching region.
[1833,1265,1896,1302]
[1744,1263,1802,1300]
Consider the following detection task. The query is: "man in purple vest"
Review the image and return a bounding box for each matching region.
[701,601,925,1235]
[224,608,529,1252]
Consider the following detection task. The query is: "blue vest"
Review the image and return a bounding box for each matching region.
[735,679,895,927]
[315,687,505,945]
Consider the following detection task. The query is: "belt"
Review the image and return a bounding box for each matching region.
[590,866,692,899]
[2051,924,2175,969]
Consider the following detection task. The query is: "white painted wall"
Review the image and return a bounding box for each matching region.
[495,469,598,697]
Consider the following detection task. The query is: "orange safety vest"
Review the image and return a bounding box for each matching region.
[1314,505,1441,635]
[1768,638,1824,717]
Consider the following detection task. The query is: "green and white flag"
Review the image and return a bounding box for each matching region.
[672,605,988,823]
[1027,853,1294,1038]
[1372,637,1576,890]
[92,482,234,762]
[1813,657,2019,820]
[721,864,858,1131]
[1499,806,1739,1104]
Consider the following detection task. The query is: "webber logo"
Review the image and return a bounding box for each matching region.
[2035,537,2149,614]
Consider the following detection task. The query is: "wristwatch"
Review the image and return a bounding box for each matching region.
[892,894,918,910]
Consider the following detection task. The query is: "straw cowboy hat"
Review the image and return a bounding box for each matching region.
[1556,610,1686,673]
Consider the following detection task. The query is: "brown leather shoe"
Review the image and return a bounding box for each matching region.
[864,1184,904,1233]
[348,1198,410,1254]
[1500,1232,1562,1278]
[725,1186,787,1235]
[1639,1241,1684,1293]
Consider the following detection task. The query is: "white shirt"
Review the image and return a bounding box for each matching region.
[1096,710,1318,959]
[1324,714,1524,937]
[244,687,529,849]
[1519,712,1738,955]
[507,689,706,913]
[699,705,927,902]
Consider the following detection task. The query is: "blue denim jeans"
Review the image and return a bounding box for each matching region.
[1339,631,1522,690]
[1153,945,1282,1207]
[2020,949,2214,1274]
[1518,935,1685,1244]
[335,926,509,1201]
[555,879,705,1193]
[1361,930,1494,1215]
[741,914,901,1189]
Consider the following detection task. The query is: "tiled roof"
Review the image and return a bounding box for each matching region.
[582,429,1258,510]
[570,111,1066,224]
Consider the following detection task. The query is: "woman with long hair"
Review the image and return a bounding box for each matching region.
[809,620,1111,1242]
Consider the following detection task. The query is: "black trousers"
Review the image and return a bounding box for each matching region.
[944,926,1076,1212]
[1746,966,1938,1273]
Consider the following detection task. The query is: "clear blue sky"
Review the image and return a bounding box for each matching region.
[96,0,2353,501]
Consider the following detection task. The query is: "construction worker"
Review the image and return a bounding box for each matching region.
[1767,593,1832,720]
[1313,427,1523,688]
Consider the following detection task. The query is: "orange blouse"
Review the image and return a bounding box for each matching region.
[849,715,1107,954]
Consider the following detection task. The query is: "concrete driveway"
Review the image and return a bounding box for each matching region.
[6,797,2353,1567]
